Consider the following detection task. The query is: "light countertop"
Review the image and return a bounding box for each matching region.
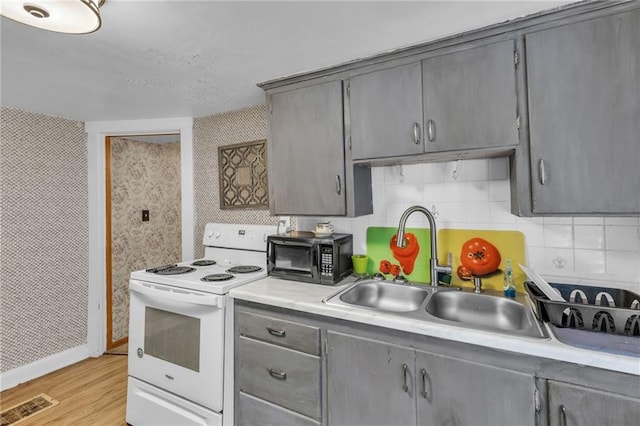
[229,276,640,376]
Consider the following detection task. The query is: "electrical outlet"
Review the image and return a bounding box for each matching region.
[142,210,149,222]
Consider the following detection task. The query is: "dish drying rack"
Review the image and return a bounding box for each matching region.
[525,282,640,337]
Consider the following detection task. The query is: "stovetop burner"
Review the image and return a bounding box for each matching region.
[226,265,262,274]
[146,264,196,275]
[191,259,217,267]
[201,273,235,282]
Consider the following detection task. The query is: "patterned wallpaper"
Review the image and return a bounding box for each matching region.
[193,104,288,258]
[109,137,182,343]
[0,107,88,372]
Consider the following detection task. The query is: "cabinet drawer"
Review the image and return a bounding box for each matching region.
[237,310,320,355]
[237,391,320,426]
[237,336,321,420]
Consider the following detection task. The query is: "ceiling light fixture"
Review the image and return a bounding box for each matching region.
[0,0,105,34]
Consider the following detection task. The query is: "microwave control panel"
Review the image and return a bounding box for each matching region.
[320,246,334,276]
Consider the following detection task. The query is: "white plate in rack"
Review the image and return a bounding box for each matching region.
[519,263,566,302]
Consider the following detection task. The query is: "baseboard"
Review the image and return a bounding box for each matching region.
[0,344,90,392]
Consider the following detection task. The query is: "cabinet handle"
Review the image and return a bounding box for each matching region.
[266,327,286,337]
[420,368,428,399]
[335,175,342,195]
[402,363,409,393]
[268,368,287,380]
[427,119,436,142]
[413,122,421,145]
[559,405,567,426]
[538,159,547,185]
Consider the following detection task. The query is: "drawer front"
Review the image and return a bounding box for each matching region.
[237,336,321,420]
[237,392,320,426]
[237,310,320,355]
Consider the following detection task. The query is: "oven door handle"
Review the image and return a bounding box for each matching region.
[130,280,225,308]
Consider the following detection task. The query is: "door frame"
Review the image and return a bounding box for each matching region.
[85,117,194,356]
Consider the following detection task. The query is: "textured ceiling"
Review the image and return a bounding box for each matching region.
[1,1,574,122]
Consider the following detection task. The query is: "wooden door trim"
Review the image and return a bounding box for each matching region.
[105,136,128,350]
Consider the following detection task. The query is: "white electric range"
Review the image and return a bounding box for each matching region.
[126,222,277,426]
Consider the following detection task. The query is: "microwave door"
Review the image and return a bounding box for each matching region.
[270,240,317,279]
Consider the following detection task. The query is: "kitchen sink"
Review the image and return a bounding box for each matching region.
[425,291,533,332]
[324,278,547,339]
[338,279,431,312]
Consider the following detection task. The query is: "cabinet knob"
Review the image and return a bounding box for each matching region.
[420,368,428,399]
[402,363,409,393]
[413,122,421,145]
[538,159,547,185]
[427,119,436,142]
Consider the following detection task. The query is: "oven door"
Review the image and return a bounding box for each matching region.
[267,238,318,281]
[128,279,225,412]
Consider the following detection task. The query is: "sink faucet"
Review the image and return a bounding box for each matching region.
[396,205,452,287]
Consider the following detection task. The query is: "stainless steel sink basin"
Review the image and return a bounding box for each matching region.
[324,278,547,339]
[425,291,532,332]
[338,280,430,312]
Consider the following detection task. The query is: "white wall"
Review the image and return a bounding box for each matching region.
[298,158,640,289]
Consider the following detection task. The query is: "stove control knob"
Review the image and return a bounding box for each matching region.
[137,348,144,358]
[214,231,222,238]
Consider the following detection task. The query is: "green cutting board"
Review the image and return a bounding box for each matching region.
[365,227,431,284]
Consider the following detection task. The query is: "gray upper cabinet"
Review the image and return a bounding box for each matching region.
[416,350,538,426]
[268,80,347,216]
[422,39,520,152]
[548,381,640,426]
[525,9,640,214]
[349,62,424,160]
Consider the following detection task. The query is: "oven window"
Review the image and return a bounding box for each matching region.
[275,245,311,271]
[144,307,200,372]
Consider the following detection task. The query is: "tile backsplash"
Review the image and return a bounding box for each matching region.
[297,158,640,286]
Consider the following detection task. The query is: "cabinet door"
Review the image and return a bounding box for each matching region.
[326,331,416,426]
[416,350,537,426]
[422,39,519,152]
[268,80,346,215]
[349,62,424,160]
[526,10,640,214]
[548,381,640,426]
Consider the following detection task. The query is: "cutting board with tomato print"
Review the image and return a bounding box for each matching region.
[366,227,432,284]
[436,229,527,292]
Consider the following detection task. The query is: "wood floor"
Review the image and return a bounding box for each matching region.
[1,354,128,425]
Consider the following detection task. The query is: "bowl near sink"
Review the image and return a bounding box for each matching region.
[335,279,431,313]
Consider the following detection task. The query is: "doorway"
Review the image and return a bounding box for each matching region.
[105,134,182,350]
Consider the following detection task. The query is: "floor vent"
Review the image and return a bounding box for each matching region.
[1,393,58,425]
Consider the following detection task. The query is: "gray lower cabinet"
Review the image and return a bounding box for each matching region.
[349,62,424,160]
[326,331,416,426]
[416,350,537,426]
[524,9,640,214]
[422,39,520,153]
[547,381,640,426]
[235,308,322,425]
[326,331,538,426]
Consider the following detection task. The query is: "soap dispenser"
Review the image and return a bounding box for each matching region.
[503,259,516,298]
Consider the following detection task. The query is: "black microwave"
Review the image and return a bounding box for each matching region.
[267,231,353,285]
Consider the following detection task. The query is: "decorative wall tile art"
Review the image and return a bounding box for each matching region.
[218,139,268,209]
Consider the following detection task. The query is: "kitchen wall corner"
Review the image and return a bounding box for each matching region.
[193,104,287,258]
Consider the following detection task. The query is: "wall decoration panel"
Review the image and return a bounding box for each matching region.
[0,107,88,372]
[193,104,289,258]
[218,139,268,209]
